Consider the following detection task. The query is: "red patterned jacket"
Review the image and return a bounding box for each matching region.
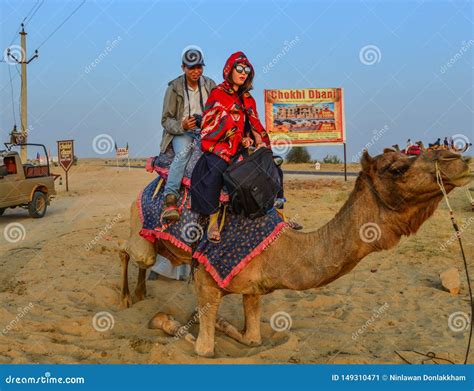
[200,52,270,163]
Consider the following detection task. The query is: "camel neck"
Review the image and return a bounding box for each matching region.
[309,183,382,285]
[259,173,444,293]
[274,177,398,291]
[294,176,443,290]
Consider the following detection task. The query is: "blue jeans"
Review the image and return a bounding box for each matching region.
[164,133,195,197]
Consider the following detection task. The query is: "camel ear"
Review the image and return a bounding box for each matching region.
[360,150,374,171]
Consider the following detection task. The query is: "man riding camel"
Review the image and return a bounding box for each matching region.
[160,47,216,222]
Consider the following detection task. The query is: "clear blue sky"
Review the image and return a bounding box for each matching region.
[1,0,472,161]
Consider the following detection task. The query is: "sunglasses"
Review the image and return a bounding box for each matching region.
[234,64,251,75]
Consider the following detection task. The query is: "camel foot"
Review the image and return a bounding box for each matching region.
[215,317,261,347]
[120,293,133,309]
[194,337,215,357]
[242,333,262,347]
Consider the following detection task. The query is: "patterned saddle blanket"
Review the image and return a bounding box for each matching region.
[139,143,288,288]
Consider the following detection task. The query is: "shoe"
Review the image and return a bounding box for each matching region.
[161,194,180,221]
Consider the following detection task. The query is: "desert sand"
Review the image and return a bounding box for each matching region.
[0,159,472,364]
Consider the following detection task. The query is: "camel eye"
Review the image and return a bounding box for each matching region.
[388,162,411,176]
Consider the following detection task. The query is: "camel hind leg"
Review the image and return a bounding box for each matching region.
[119,200,158,307]
[134,267,147,302]
[119,249,133,309]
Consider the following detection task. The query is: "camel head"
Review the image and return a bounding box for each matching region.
[359,149,471,238]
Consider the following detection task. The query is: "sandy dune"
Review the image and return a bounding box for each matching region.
[0,161,472,364]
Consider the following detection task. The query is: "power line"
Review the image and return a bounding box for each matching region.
[8,24,22,47]
[23,0,41,22]
[7,0,40,47]
[25,0,45,25]
[35,0,86,51]
[7,65,18,126]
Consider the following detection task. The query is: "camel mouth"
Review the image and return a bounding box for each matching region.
[446,170,472,186]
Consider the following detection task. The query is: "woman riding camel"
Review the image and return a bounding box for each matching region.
[191,51,271,242]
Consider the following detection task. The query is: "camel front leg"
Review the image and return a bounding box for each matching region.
[215,294,262,346]
[194,267,222,357]
[242,294,262,345]
[134,267,147,302]
[119,250,132,309]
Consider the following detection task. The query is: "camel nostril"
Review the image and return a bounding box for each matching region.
[462,156,471,164]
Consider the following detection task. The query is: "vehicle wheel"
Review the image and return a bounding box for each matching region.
[0,208,5,216]
[28,191,47,218]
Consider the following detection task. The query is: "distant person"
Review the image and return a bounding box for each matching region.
[406,139,412,149]
[160,47,216,222]
[443,137,449,147]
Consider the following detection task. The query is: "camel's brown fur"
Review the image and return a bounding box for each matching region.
[119,149,471,357]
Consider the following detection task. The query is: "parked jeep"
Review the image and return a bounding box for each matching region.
[0,143,59,218]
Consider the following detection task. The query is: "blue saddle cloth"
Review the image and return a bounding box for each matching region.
[139,144,288,288]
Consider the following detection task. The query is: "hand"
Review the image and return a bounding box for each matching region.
[253,133,263,145]
[241,137,254,148]
[182,116,197,130]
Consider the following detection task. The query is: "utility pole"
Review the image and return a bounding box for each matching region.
[7,23,38,162]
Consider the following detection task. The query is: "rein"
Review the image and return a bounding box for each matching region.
[377,159,473,364]
[434,160,473,364]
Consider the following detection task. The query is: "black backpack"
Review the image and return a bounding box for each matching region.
[223,147,282,219]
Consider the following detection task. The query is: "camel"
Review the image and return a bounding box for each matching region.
[119,149,471,357]
[416,140,471,154]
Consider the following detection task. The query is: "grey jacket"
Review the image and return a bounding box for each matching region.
[160,74,216,153]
